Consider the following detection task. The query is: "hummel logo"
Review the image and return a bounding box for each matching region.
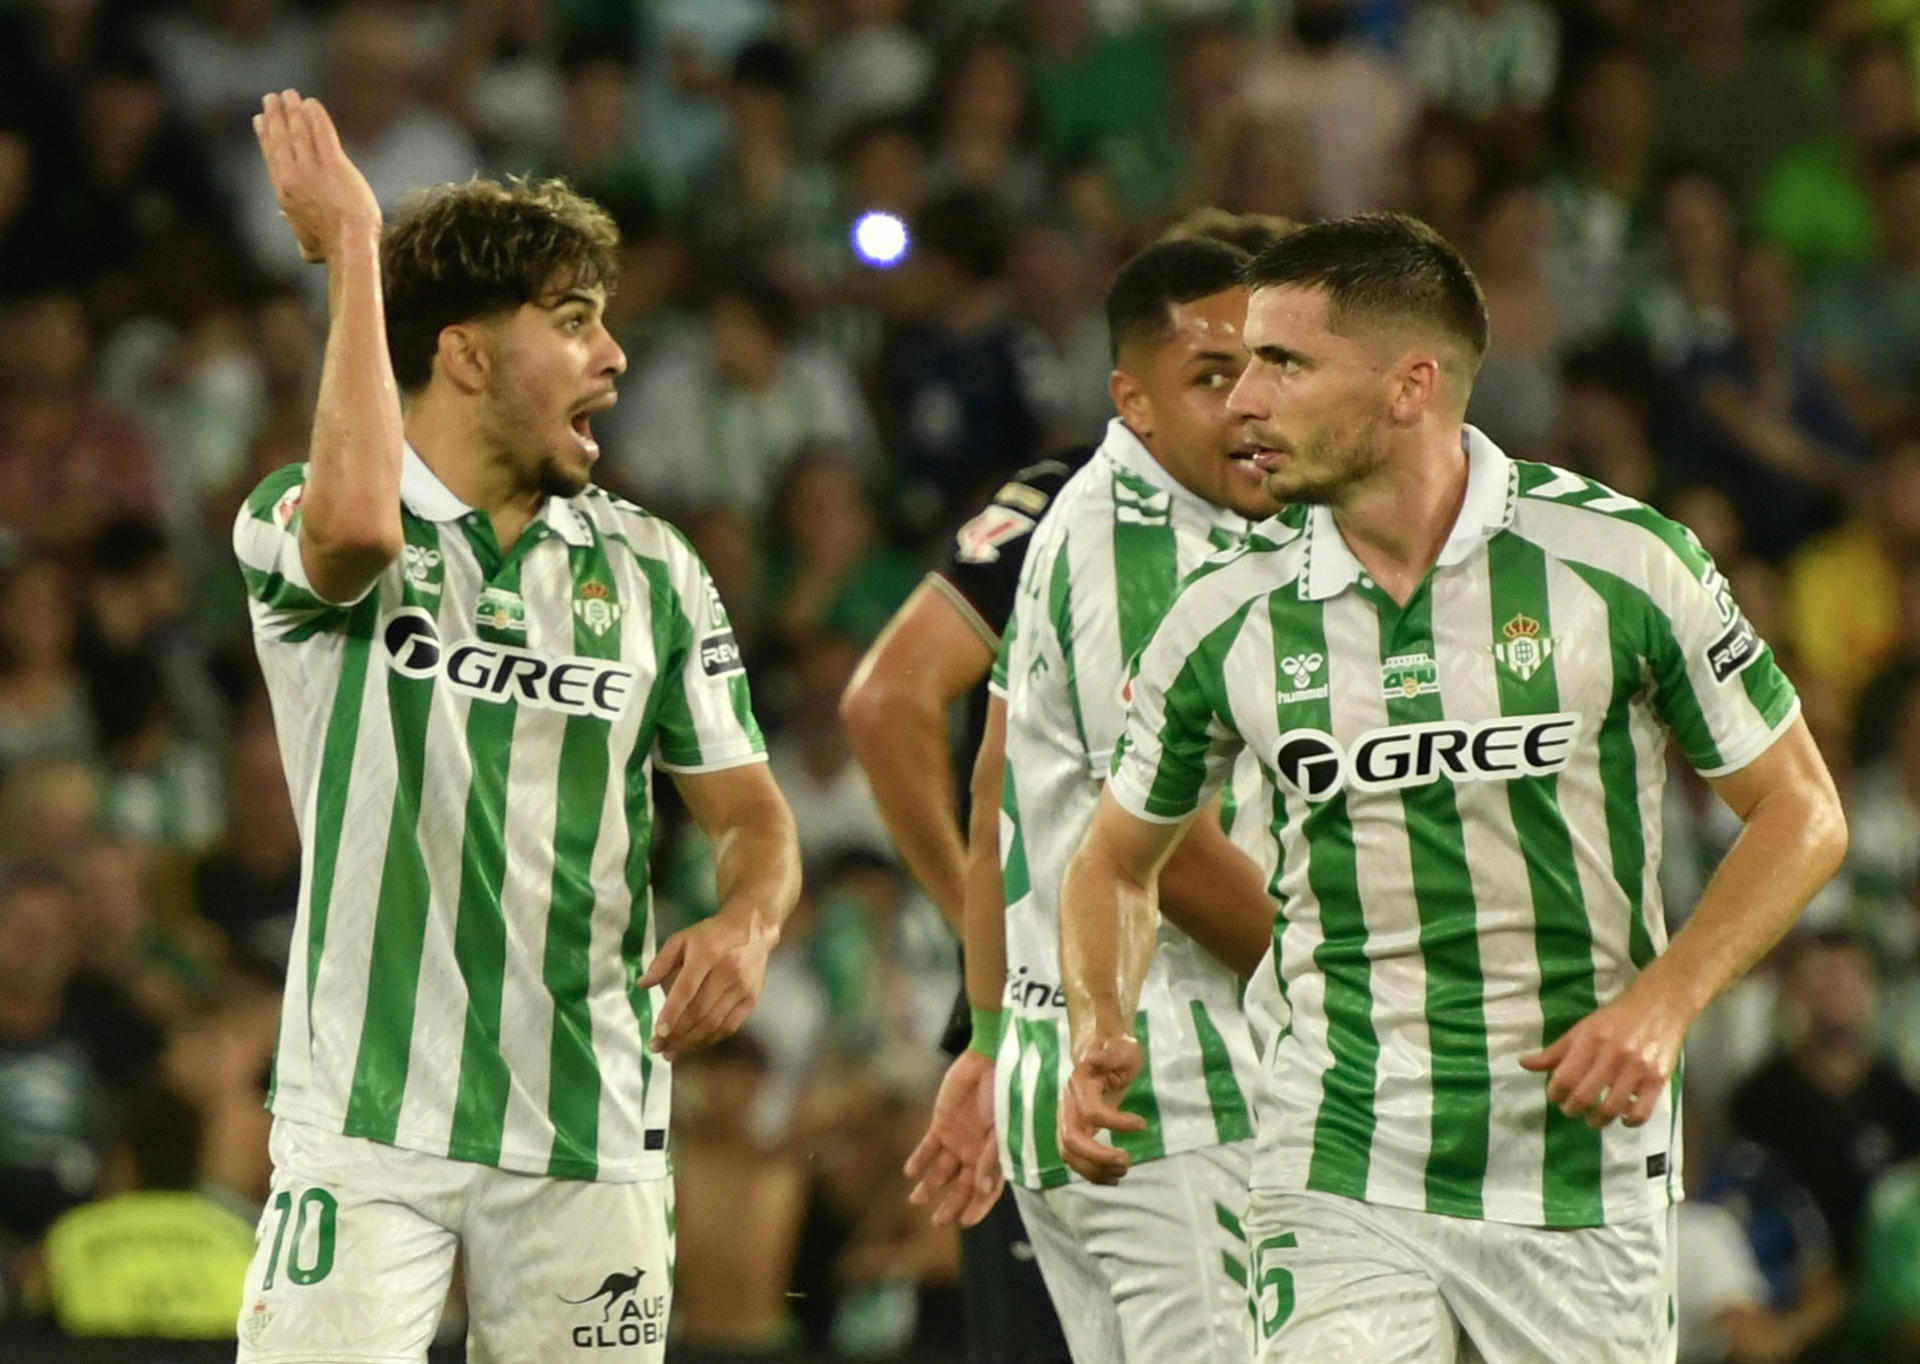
[1280,653,1324,690]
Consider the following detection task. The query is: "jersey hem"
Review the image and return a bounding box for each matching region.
[1004,1132,1254,1193]
[926,571,1002,651]
[654,748,770,775]
[266,1100,671,1183]
[1246,1168,1681,1230]
[1691,696,1802,780]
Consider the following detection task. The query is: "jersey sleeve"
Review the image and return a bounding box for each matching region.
[1106,581,1249,825]
[231,463,373,641]
[929,460,1074,648]
[649,531,768,774]
[1640,528,1800,778]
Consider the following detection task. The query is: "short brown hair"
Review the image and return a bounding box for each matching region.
[381,177,620,392]
[1242,211,1489,363]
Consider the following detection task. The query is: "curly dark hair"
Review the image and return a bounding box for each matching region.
[381,177,620,392]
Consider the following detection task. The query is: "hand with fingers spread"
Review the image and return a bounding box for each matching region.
[1058,1032,1146,1185]
[1519,971,1691,1130]
[252,88,382,263]
[639,911,778,1062]
[904,1050,1004,1228]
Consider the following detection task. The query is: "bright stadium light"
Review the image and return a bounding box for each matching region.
[852,211,909,268]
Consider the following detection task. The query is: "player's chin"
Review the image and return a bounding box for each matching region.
[541,452,594,498]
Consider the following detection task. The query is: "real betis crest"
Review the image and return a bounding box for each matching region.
[1493,612,1554,681]
[573,579,625,637]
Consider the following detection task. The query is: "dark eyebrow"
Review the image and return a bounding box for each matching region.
[546,289,601,312]
[1186,349,1241,366]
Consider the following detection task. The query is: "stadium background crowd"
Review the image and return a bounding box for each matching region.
[3,0,1920,1357]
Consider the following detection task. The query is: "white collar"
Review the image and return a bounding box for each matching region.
[1301,424,1516,602]
[1101,417,1252,526]
[400,444,593,548]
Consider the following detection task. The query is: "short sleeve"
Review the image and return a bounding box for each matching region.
[1640,530,1800,779]
[650,533,767,774]
[1106,586,1251,825]
[232,463,371,640]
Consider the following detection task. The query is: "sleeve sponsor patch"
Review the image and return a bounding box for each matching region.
[699,630,743,676]
[1706,615,1759,683]
[954,505,1037,564]
[273,484,305,530]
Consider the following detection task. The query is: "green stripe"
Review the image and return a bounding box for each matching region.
[1023,1017,1071,1189]
[1281,595,1377,1201]
[1048,537,1095,764]
[1141,601,1256,818]
[1113,1009,1164,1165]
[632,555,701,768]
[1376,584,1490,1218]
[1215,1201,1244,1239]
[277,593,380,1109]
[1111,467,1181,662]
[1190,1000,1254,1144]
[1000,754,1032,908]
[1566,563,1664,970]
[240,562,343,619]
[243,463,306,522]
[444,549,529,1166]
[1004,1028,1029,1187]
[1487,536,1603,1226]
[543,537,625,1178]
[343,520,445,1140]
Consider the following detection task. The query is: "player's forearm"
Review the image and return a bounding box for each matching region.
[1060,839,1159,1057]
[303,237,404,563]
[1650,778,1847,1019]
[844,689,966,931]
[709,791,802,940]
[1156,802,1274,979]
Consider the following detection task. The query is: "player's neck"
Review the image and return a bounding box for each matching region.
[403,404,542,554]
[1328,426,1470,607]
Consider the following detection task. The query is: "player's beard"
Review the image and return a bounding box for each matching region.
[1260,422,1388,507]
[484,362,593,500]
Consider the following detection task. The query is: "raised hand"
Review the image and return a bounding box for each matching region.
[904,1050,1004,1228]
[1058,1032,1146,1185]
[252,89,382,263]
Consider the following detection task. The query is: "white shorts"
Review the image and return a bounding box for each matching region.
[1245,1187,1676,1364]
[236,1118,673,1363]
[1012,1142,1252,1364]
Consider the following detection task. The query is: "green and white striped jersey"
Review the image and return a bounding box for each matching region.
[1109,427,1800,1228]
[992,419,1278,1190]
[234,450,766,1183]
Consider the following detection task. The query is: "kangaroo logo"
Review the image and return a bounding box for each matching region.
[560,1267,645,1322]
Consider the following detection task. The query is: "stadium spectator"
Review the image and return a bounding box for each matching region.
[767,630,897,876]
[1757,29,1917,284]
[878,190,1070,535]
[529,35,659,237]
[1401,108,1489,251]
[1807,139,1920,445]
[924,32,1048,220]
[1733,930,1920,1271]
[1851,1153,1920,1359]
[145,0,323,144]
[1464,179,1566,458]
[1671,240,1865,563]
[0,555,98,773]
[761,457,918,651]
[1618,165,1739,374]
[0,864,161,1282]
[1678,1136,1847,1364]
[1653,0,1826,206]
[1403,0,1559,167]
[228,5,479,283]
[0,292,159,554]
[33,1085,255,1338]
[804,0,932,155]
[1787,442,1920,706]
[606,274,876,519]
[189,714,299,981]
[1543,43,1660,344]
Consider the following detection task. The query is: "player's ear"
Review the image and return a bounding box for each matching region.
[435,322,489,394]
[1384,350,1441,426]
[1110,366,1152,440]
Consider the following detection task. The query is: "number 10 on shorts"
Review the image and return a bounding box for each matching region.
[261,1187,339,1288]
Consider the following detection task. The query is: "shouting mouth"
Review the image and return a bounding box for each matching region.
[568,391,618,460]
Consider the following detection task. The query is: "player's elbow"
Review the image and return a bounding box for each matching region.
[840,671,928,749]
[1803,784,1849,881]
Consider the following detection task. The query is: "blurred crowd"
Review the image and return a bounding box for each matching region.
[3,0,1920,1357]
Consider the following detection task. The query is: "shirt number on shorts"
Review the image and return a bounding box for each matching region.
[1250,1232,1297,1339]
[261,1187,339,1288]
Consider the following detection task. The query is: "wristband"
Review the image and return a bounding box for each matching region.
[968,1006,1005,1058]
